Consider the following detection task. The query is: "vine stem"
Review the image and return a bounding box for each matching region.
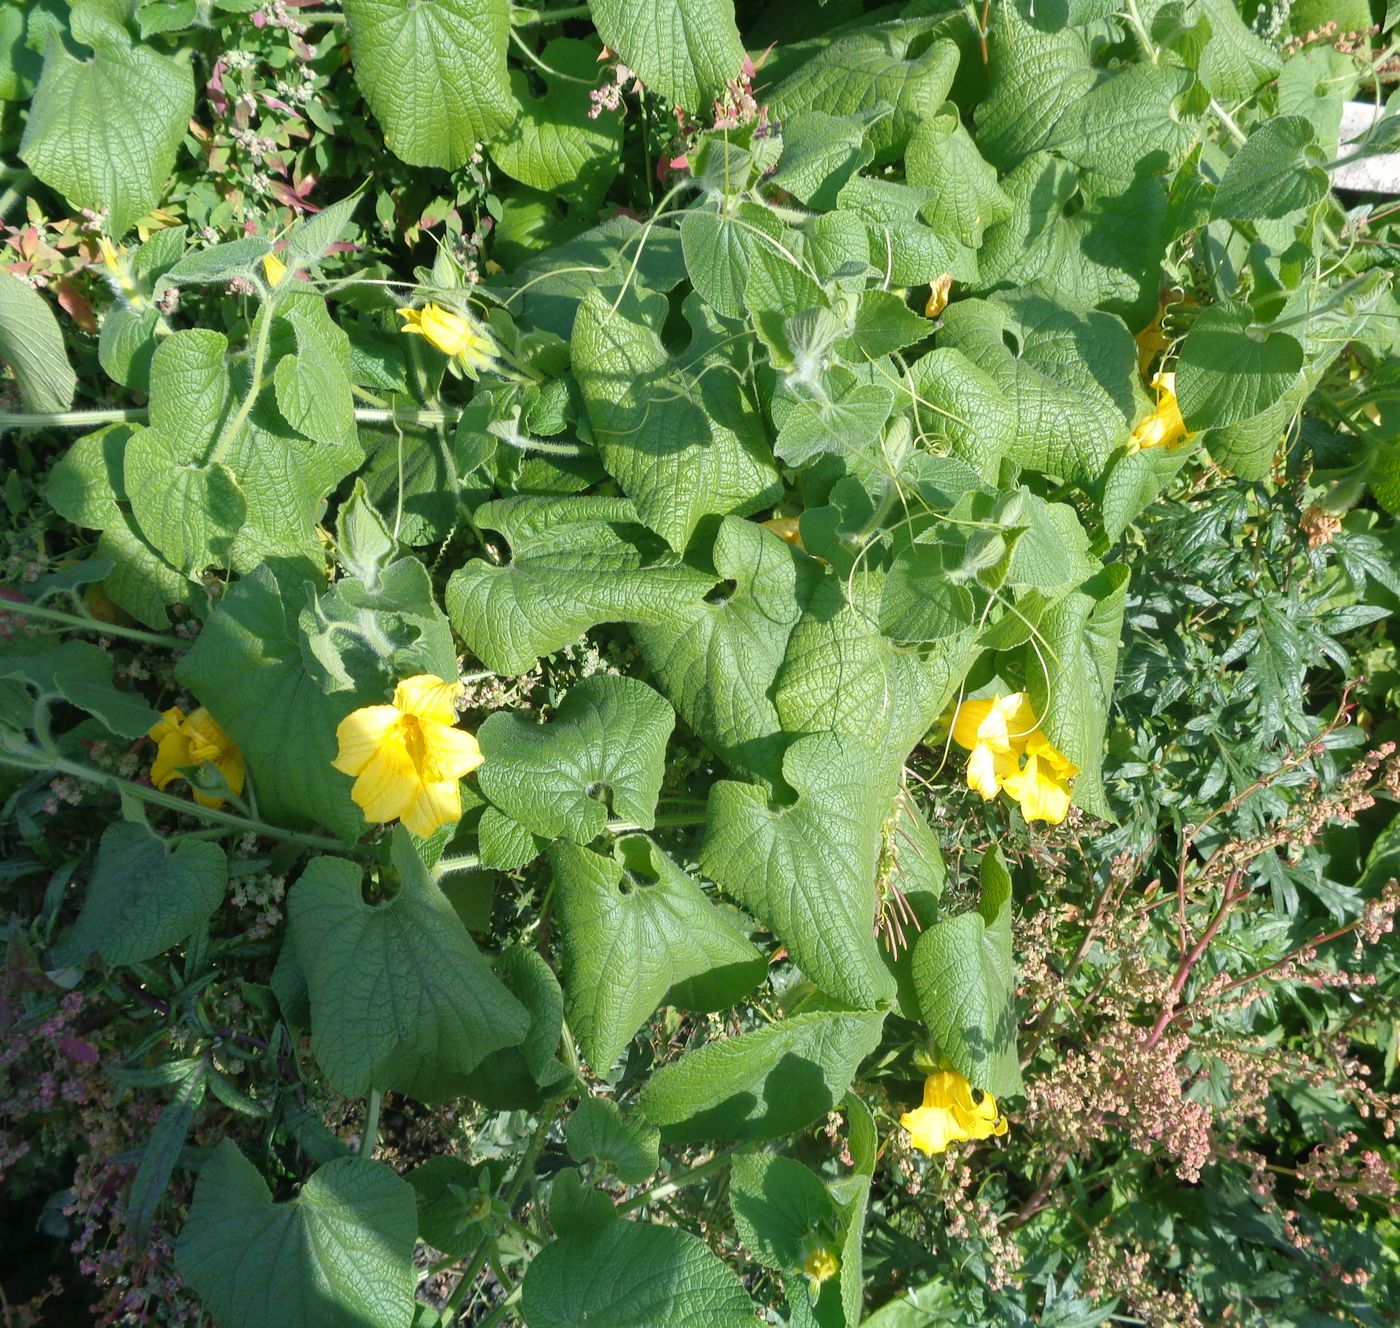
[619,1144,751,1214]
[514,3,592,23]
[0,744,346,851]
[210,304,275,464]
[0,598,187,649]
[360,1088,383,1159]
[439,1105,558,1324]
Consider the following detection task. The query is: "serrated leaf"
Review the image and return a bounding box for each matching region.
[775,574,966,775]
[730,1153,837,1271]
[904,107,1011,247]
[936,292,1141,484]
[476,675,674,843]
[633,517,822,788]
[702,732,896,1009]
[770,109,876,210]
[1192,0,1280,102]
[445,495,716,675]
[51,823,225,967]
[523,1222,755,1328]
[176,561,368,841]
[1176,299,1304,431]
[176,1142,417,1328]
[124,437,244,575]
[835,175,963,288]
[0,271,74,410]
[126,1056,207,1244]
[283,192,361,274]
[19,2,194,234]
[911,849,1020,1098]
[638,1008,886,1141]
[770,24,959,165]
[573,287,781,550]
[164,236,272,285]
[492,38,621,206]
[680,203,785,320]
[343,0,512,169]
[288,829,529,1099]
[551,837,764,1069]
[1213,116,1329,221]
[774,374,894,467]
[589,0,745,111]
[567,1097,661,1184]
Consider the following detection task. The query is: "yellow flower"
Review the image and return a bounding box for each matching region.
[950,692,1032,800]
[760,514,804,549]
[803,1248,840,1284]
[149,706,245,809]
[1000,731,1076,825]
[332,674,484,838]
[924,271,953,319]
[397,302,497,377]
[262,252,288,287]
[97,237,143,309]
[948,692,1077,824]
[1129,372,1196,451]
[899,1070,1008,1156]
[98,237,125,275]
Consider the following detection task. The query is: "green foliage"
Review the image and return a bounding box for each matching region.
[2,0,1398,1325]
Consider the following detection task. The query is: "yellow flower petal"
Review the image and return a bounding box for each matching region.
[392,674,462,727]
[397,302,496,373]
[1002,748,1073,825]
[966,743,1004,800]
[901,1071,1008,1155]
[1129,371,1196,451]
[399,777,462,838]
[803,1249,840,1284]
[925,271,953,319]
[419,718,485,782]
[262,252,288,287]
[349,741,417,825]
[333,705,403,777]
[950,697,999,753]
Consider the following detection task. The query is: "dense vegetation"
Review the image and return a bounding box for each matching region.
[2,0,1399,1324]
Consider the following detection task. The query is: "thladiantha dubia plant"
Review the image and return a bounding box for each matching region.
[1,0,1398,1324]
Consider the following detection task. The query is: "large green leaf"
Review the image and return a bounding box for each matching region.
[176,1142,417,1328]
[1026,564,1130,818]
[904,106,1011,247]
[680,204,786,320]
[1212,116,1330,221]
[176,561,367,841]
[974,153,1169,328]
[551,837,764,1069]
[701,733,896,1010]
[589,0,745,112]
[638,1008,886,1140]
[633,518,823,788]
[910,849,1020,1098]
[0,271,74,410]
[774,574,967,776]
[491,37,621,206]
[522,1222,755,1327]
[343,0,512,169]
[729,1153,837,1271]
[445,495,713,675]
[573,287,781,551]
[1175,299,1304,432]
[769,24,959,165]
[936,293,1142,484]
[20,2,193,234]
[476,675,674,843]
[287,829,529,1099]
[566,1097,661,1185]
[50,823,226,968]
